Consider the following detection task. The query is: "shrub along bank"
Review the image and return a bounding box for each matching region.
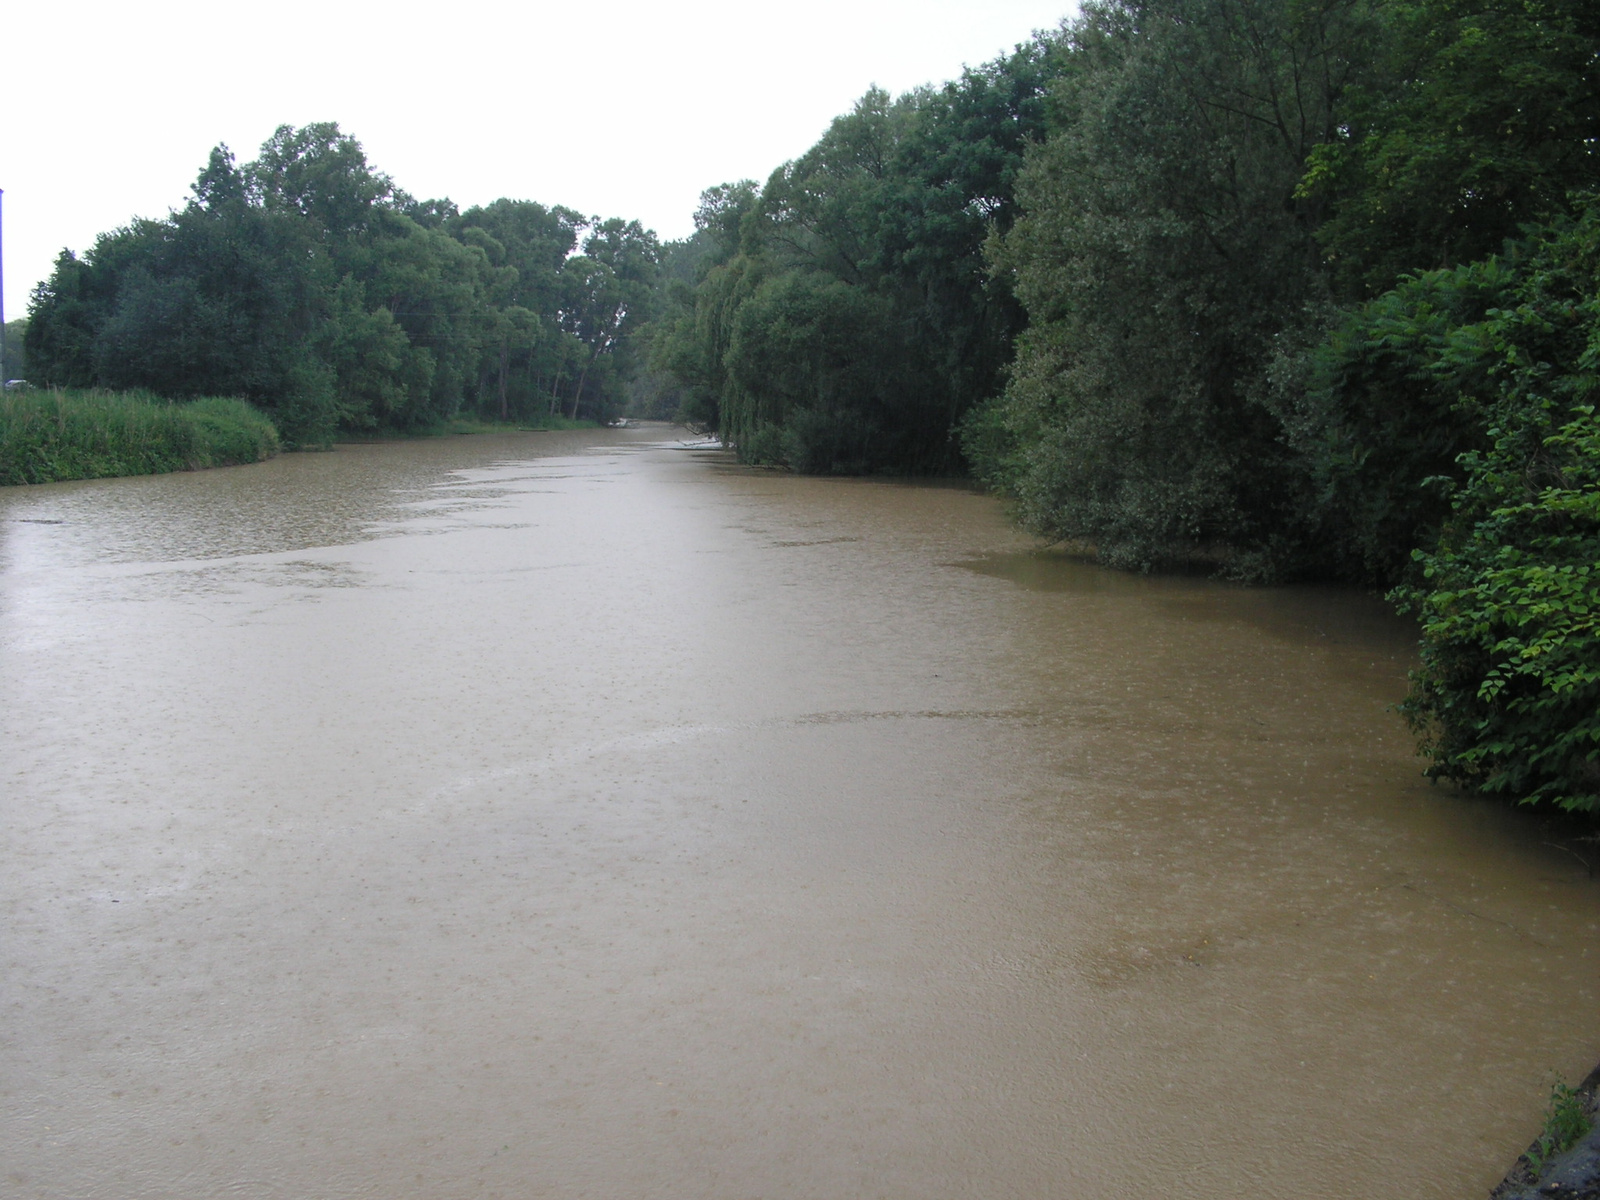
[1388,208,1600,814]
[0,389,280,486]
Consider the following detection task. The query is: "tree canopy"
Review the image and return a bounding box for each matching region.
[26,124,659,442]
[648,38,1065,473]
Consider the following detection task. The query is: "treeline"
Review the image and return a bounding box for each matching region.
[2,320,25,382]
[649,0,1598,810]
[25,125,660,443]
[649,41,1057,473]
[976,0,1597,583]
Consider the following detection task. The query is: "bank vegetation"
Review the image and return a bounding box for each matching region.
[24,127,658,446]
[0,390,279,485]
[645,0,1599,815]
[16,0,1598,812]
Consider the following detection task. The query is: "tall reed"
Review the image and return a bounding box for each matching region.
[0,389,280,486]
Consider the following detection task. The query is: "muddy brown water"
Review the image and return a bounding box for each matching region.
[2,425,1596,1199]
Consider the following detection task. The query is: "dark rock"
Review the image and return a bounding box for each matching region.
[1493,1063,1600,1200]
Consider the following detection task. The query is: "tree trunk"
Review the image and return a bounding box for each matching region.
[571,351,597,421]
[498,345,509,422]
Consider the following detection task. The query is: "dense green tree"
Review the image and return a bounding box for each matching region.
[1290,257,1514,583]
[557,219,660,420]
[23,124,652,437]
[450,200,586,418]
[724,270,906,471]
[971,0,1377,574]
[1390,202,1600,811]
[29,146,341,439]
[1298,0,1600,297]
[1274,0,1600,587]
[248,123,396,243]
[315,277,415,428]
[650,35,1066,472]
[345,210,497,427]
[1,319,26,381]
[23,250,103,389]
[647,182,764,430]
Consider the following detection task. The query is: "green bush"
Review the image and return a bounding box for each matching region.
[1298,259,1515,584]
[0,389,280,486]
[735,421,787,466]
[1392,204,1600,812]
[1528,1082,1595,1176]
[1397,406,1600,812]
[781,406,883,476]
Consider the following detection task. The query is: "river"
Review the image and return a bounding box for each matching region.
[2,425,1596,1198]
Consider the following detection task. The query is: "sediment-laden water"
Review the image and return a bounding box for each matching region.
[2,426,1595,1198]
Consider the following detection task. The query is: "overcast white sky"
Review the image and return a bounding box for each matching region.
[2,0,1075,324]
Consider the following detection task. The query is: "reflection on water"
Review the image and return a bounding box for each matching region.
[959,548,1421,655]
[2,426,1595,1199]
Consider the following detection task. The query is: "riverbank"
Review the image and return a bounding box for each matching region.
[332,414,602,443]
[0,393,606,485]
[1493,1062,1600,1198]
[0,389,279,486]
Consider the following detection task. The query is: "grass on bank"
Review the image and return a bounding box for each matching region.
[333,413,603,443]
[330,415,601,443]
[1529,1081,1595,1176]
[0,389,280,486]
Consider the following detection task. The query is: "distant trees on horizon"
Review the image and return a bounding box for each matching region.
[25,124,660,442]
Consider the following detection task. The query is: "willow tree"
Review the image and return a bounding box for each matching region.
[972,0,1379,574]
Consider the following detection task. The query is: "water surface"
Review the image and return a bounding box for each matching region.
[3,427,1596,1198]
